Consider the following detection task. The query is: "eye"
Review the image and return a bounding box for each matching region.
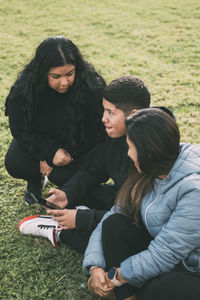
[66,70,75,77]
[51,74,60,79]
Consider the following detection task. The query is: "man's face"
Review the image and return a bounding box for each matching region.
[102,98,127,138]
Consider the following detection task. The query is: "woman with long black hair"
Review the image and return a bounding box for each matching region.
[83,108,200,300]
[5,36,106,205]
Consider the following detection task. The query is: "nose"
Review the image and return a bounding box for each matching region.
[60,76,68,87]
[102,111,108,123]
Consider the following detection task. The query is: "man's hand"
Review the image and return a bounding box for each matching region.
[47,188,68,209]
[53,148,73,166]
[47,209,77,230]
[40,160,53,176]
[88,267,113,298]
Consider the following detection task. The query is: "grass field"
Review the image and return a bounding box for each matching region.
[0,0,200,299]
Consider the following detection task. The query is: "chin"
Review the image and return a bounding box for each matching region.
[106,129,114,137]
[57,89,68,93]
[107,131,120,138]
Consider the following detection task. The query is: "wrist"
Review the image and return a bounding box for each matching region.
[107,267,123,286]
[60,190,68,206]
[116,267,127,284]
[60,190,68,207]
[89,266,102,274]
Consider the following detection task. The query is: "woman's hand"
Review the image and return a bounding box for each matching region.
[88,267,113,298]
[106,267,127,287]
[115,267,127,284]
[40,160,53,176]
[53,148,73,166]
[47,208,77,229]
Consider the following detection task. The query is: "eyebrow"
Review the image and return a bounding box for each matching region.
[49,68,76,76]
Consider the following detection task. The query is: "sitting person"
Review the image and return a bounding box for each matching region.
[5,36,106,205]
[18,76,151,253]
[83,108,200,300]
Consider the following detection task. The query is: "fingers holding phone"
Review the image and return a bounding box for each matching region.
[47,188,68,209]
[46,209,77,230]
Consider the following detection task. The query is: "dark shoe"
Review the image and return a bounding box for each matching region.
[24,192,39,206]
[25,180,42,206]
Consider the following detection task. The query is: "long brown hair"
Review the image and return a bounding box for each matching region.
[116,108,180,225]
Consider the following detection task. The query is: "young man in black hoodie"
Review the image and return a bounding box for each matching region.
[18,76,151,253]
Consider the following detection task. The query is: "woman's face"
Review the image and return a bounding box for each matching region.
[47,64,76,93]
[126,136,142,173]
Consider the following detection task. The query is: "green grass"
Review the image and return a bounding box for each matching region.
[0,0,200,298]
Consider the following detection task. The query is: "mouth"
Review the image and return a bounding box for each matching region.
[105,126,112,131]
[58,87,68,92]
[104,124,112,129]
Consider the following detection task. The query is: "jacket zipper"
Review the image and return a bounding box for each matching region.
[144,184,160,235]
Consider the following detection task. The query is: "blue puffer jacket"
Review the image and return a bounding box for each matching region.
[83,143,200,287]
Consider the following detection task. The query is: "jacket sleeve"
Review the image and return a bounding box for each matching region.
[83,207,116,273]
[60,140,110,206]
[120,175,200,287]
[7,96,61,165]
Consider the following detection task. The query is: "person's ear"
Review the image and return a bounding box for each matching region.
[128,109,138,117]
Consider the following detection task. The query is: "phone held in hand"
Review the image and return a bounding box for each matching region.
[29,193,60,209]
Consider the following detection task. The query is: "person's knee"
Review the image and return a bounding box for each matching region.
[4,149,18,177]
[102,213,129,240]
[5,139,25,177]
[5,140,40,180]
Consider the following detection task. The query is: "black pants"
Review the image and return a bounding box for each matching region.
[5,139,117,254]
[102,214,200,300]
[59,184,116,253]
[5,138,92,187]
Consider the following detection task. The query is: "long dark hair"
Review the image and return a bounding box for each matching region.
[5,36,105,155]
[116,108,180,225]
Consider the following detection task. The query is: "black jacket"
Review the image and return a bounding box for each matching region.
[61,135,132,206]
[6,81,105,166]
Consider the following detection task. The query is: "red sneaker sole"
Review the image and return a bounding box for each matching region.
[18,215,40,231]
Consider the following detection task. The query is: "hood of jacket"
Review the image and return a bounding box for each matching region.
[154,143,200,191]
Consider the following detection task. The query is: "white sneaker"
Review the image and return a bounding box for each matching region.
[18,215,62,247]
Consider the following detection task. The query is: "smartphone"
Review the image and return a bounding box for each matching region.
[29,193,60,209]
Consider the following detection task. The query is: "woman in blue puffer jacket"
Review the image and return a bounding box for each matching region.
[83,108,200,300]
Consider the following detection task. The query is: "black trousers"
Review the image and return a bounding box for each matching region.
[5,139,117,254]
[5,138,92,187]
[59,184,116,253]
[102,214,200,300]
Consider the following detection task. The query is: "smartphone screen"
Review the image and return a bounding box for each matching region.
[29,193,60,209]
